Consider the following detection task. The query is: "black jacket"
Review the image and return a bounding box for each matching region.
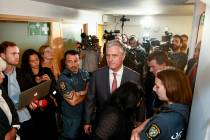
[0,87,19,140]
[2,67,26,93]
[94,106,132,140]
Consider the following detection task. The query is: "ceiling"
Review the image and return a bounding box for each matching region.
[32,0,195,16]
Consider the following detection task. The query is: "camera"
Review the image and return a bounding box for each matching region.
[81,33,92,49]
[103,30,120,41]
[81,33,99,50]
[160,31,173,52]
[164,31,173,42]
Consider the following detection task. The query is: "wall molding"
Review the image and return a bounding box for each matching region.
[0,14,59,22]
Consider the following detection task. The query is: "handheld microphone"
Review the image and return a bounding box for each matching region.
[34,99,48,108]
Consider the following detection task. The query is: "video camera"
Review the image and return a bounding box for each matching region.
[160,31,173,52]
[81,33,99,49]
[164,31,173,42]
[103,30,120,41]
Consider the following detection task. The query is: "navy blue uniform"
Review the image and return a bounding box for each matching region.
[140,103,190,140]
[58,68,89,139]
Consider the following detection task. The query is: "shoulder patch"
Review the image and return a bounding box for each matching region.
[146,123,161,139]
[59,81,67,91]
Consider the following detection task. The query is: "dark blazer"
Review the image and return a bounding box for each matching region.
[2,67,26,93]
[84,66,140,123]
[0,87,19,140]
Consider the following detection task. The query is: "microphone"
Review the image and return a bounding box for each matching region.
[34,99,48,108]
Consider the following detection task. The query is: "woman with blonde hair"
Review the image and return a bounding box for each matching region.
[39,45,60,80]
[131,68,192,140]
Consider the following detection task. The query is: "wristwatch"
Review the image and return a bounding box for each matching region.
[12,125,20,130]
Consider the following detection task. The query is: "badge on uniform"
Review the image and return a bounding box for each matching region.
[59,81,67,91]
[146,123,161,139]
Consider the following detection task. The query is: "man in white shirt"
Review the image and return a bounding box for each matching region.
[0,41,32,140]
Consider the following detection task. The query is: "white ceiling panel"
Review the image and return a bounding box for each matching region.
[32,0,195,15]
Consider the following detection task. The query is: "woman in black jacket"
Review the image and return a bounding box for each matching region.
[21,49,59,140]
[94,81,145,140]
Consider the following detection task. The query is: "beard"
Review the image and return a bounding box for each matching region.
[70,67,79,73]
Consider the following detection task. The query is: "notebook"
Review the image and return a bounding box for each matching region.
[18,80,52,109]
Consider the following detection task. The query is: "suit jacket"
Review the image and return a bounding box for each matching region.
[2,67,26,93]
[0,87,19,140]
[84,66,140,123]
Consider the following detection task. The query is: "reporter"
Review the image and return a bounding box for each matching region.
[21,49,58,140]
[0,57,20,140]
[131,68,192,140]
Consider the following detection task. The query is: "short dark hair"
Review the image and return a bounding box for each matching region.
[173,35,183,44]
[64,50,79,60]
[148,50,170,65]
[0,41,17,53]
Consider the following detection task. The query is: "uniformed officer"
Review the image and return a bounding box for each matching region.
[131,68,192,140]
[57,50,89,140]
[139,103,189,140]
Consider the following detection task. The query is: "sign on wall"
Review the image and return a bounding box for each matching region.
[28,22,50,36]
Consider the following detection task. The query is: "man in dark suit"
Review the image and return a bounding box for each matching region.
[0,57,19,140]
[84,40,143,135]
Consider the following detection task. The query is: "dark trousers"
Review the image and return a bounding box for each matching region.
[18,119,33,140]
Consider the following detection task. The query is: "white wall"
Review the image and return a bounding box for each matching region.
[188,0,206,59]
[186,1,210,140]
[104,15,193,42]
[62,22,83,42]
[0,0,103,35]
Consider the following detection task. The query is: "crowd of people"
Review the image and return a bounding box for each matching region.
[0,32,198,140]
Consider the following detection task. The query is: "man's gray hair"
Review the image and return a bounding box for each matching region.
[106,39,126,55]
